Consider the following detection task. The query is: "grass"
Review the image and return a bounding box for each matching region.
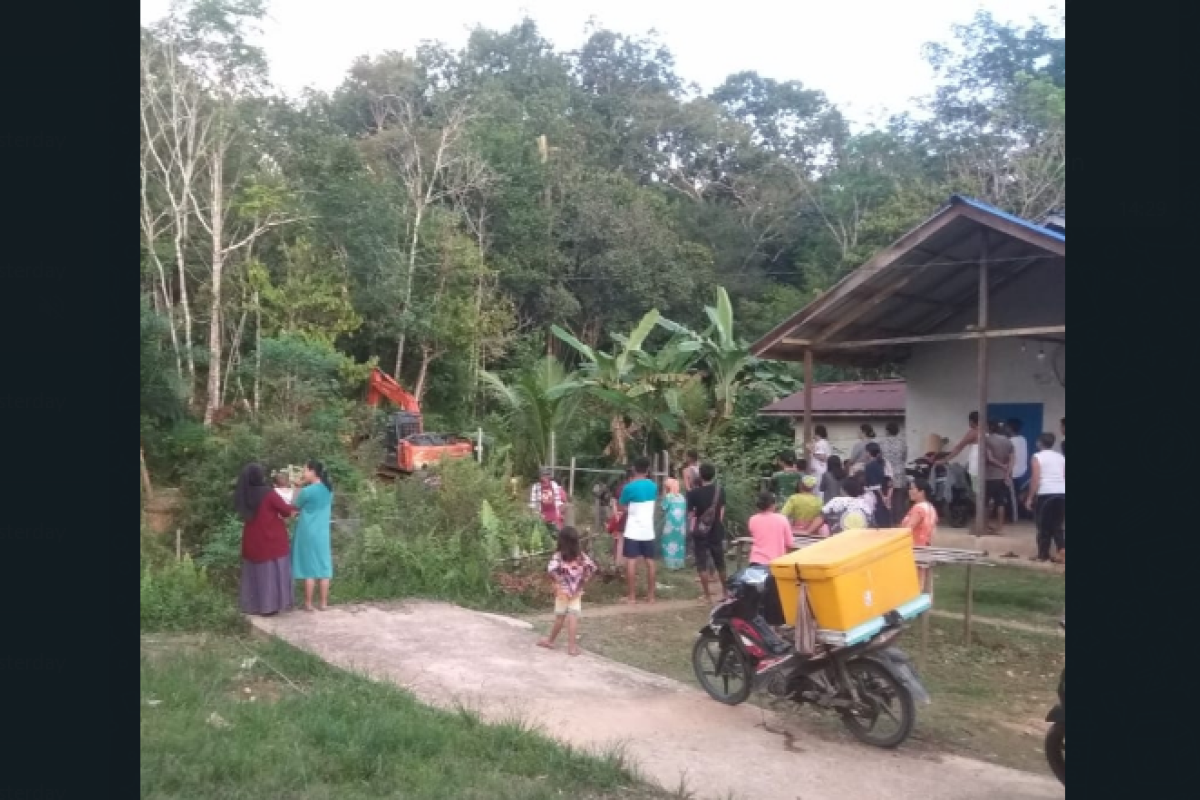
[930,564,1065,629]
[544,565,1065,775]
[141,635,674,800]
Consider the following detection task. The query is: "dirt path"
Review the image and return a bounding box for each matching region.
[252,602,1060,800]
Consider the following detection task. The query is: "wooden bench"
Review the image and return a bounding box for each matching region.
[729,534,986,667]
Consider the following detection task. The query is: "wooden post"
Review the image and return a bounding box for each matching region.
[802,349,814,450]
[974,233,990,541]
[919,567,932,671]
[567,456,577,526]
[175,528,182,563]
[963,562,975,642]
[476,427,483,463]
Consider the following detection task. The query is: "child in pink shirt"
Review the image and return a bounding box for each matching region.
[747,491,795,566]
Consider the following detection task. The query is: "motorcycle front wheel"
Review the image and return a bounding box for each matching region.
[838,658,916,748]
[692,632,753,705]
[1045,721,1065,785]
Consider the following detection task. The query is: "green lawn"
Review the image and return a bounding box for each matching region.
[141,635,672,800]
[931,564,1065,629]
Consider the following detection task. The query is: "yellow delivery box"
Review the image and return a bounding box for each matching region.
[770,529,920,631]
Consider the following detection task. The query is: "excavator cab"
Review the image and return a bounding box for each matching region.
[368,368,474,476]
[383,411,423,469]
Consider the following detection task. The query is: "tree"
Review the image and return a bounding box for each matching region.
[920,11,1066,217]
[551,309,662,463]
[478,356,584,475]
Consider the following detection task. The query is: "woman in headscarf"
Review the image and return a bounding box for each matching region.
[235,462,297,616]
[292,459,335,611]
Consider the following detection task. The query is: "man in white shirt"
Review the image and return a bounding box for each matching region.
[1025,433,1066,562]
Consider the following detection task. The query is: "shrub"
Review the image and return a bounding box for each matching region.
[140,556,242,633]
[195,514,245,585]
[336,459,548,607]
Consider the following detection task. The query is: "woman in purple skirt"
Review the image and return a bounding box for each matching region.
[233,463,297,615]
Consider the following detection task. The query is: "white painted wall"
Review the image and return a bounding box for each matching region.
[790,417,905,463]
[904,263,1065,461]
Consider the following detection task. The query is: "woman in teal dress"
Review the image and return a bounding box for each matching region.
[292,459,334,611]
[660,478,688,570]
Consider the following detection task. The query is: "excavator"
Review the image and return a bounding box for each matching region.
[366,367,475,476]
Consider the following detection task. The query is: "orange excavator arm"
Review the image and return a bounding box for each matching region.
[367,367,421,414]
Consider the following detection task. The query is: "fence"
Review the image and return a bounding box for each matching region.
[539,432,675,527]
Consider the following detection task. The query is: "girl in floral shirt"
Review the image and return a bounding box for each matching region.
[536,527,597,656]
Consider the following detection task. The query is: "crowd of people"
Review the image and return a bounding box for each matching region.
[534,411,1067,653]
[234,459,335,616]
[941,412,1066,562]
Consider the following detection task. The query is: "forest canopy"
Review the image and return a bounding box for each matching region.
[141,1,1064,443]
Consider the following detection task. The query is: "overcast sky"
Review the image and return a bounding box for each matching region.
[141,0,1061,128]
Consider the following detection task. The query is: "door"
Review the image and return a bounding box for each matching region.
[987,402,1043,480]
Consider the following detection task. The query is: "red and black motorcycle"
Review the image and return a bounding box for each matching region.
[691,565,929,749]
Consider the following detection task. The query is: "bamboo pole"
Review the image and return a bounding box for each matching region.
[548,430,557,475]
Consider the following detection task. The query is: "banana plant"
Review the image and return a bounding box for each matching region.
[551,309,662,463]
[659,287,757,420]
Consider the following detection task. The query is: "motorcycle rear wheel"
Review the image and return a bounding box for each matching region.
[1044,721,1065,785]
[692,632,753,705]
[838,658,916,748]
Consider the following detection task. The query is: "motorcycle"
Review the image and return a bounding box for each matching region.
[1044,619,1065,785]
[692,565,930,749]
[906,453,973,528]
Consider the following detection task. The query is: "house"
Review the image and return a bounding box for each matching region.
[750,195,1065,533]
[759,380,906,460]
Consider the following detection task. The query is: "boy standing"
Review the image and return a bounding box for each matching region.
[618,457,659,603]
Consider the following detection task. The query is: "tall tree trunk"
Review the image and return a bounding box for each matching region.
[153,257,184,382]
[414,344,435,403]
[222,304,248,407]
[203,156,225,427]
[609,416,628,464]
[174,217,196,402]
[395,205,424,376]
[252,289,261,414]
[140,444,153,502]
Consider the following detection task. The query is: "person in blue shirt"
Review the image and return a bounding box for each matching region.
[618,456,659,604]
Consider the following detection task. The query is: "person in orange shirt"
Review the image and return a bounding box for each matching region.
[901,478,938,591]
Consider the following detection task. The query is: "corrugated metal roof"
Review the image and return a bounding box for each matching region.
[950,195,1065,243]
[760,380,906,416]
[750,195,1066,365]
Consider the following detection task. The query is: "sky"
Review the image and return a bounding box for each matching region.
[140,0,1061,128]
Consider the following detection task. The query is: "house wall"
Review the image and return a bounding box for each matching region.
[790,417,906,463]
[905,265,1065,460]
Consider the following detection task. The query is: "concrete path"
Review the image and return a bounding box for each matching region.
[251,602,1061,800]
